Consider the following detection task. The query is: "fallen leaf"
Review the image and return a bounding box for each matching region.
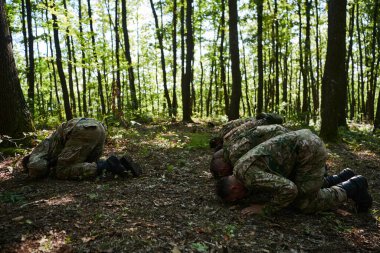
[81,236,97,243]
[12,216,24,221]
[336,209,352,216]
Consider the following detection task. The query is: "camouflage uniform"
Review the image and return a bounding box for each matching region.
[219,118,255,138]
[234,129,347,214]
[224,125,289,166]
[27,118,106,180]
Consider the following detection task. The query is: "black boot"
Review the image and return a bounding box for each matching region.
[96,156,126,176]
[120,154,142,177]
[324,168,356,187]
[337,175,373,212]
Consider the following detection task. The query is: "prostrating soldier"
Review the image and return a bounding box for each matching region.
[23,118,141,180]
[216,129,372,214]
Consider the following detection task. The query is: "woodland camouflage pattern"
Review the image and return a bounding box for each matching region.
[224,125,289,165]
[223,118,268,143]
[234,129,347,214]
[27,118,106,180]
[219,118,255,138]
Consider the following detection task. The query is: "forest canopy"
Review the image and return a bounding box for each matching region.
[3,0,380,134]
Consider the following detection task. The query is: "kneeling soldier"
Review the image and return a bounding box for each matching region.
[216,129,372,214]
[23,118,141,180]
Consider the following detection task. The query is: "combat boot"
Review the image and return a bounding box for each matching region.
[324,168,356,187]
[120,154,142,177]
[96,156,126,176]
[337,175,373,212]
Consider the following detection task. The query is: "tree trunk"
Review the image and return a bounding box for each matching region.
[87,0,106,115]
[355,3,365,119]
[257,0,264,114]
[220,0,228,115]
[26,0,35,116]
[115,0,122,116]
[78,0,87,116]
[274,0,280,109]
[320,0,347,141]
[52,2,72,120]
[63,0,76,116]
[228,0,242,120]
[121,0,138,110]
[367,0,379,122]
[182,0,193,122]
[150,0,172,117]
[0,0,34,137]
[172,0,178,117]
[240,30,251,117]
[346,4,355,121]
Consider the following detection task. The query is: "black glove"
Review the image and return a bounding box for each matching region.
[120,154,142,177]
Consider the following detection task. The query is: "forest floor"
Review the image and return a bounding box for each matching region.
[0,121,379,253]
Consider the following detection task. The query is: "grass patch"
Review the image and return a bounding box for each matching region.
[0,191,25,203]
[183,132,210,150]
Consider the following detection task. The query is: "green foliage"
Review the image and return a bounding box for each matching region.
[191,242,208,252]
[340,125,380,153]
[0,147,27,156]
[183,132,210,150]
[0,191,25,204]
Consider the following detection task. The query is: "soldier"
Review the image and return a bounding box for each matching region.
[23,118,141,180]
[210,125,289,178]
[216,129,372,214]
[209,113,284,151]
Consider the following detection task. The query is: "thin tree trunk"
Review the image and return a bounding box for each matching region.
[51,1,72,120]
[115,0,122,116]
[220,0,228,115]
[63,0,76,116]
[182,0,193,122]
[228,0,242,120]
[78,0,87,116]
[121,0,138,110]
[356,3,365,118]
[26,0,35,116]
[87,0,106,115]
[367,0,379,122]
[257,0,264,114]
[172,0,178,117]
[150,0,172,117]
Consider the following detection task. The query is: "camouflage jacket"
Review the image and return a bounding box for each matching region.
[224,125,289,165]
[233,129,327,214]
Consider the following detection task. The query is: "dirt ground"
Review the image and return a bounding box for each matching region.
[1,122,379,253]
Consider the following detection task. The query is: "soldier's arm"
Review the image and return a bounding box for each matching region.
[238,169,298,215]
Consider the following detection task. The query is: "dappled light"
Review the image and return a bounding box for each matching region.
[1,123,379,251]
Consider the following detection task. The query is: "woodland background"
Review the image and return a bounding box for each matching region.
[1,0,380,140]
[1,0,380,252]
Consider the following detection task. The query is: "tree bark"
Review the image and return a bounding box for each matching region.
[150,0,172,117]
[172,0,178,117]
[228,0,242,120]
[182,0,193,122]
[0,0,34,137]
[121,0,138,111]
[320,0,347,141]
[87,0,106,115]
[52,2,72,120]
[256,0,264,114]
[26,0,35,116]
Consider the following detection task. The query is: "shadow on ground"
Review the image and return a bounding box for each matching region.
[1,122,379,252]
